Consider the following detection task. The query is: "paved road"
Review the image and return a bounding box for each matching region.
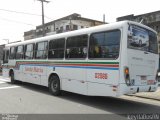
[0,78,160,119]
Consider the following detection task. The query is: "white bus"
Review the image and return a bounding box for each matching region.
[2,21,159,97]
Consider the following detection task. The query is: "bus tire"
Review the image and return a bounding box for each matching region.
[10,71,16,84]
[49,75,61,96]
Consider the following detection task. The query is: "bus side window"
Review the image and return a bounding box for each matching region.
[35,41,48,59]
[9,47,16,59]
[65,35,88,59]
[3,50,9,63]
[89,30,121,59]
[15,45,24,59]
[48,38,65,59]
[25,44,34,59]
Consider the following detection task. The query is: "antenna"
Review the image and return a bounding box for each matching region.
[103,14,105,23]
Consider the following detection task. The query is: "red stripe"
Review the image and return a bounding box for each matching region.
[55,64,119,67]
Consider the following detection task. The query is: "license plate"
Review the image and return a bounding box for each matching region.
[141,76,147,80]
[147,80,155,85]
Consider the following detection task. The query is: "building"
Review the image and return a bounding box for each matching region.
[24,13,105,40]
[117,10,160,54]
[24,30,36,40]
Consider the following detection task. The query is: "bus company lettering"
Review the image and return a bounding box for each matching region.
[95,73,108,79]
[25,67,43,73]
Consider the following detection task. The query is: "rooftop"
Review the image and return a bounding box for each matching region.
[36,13,105,29]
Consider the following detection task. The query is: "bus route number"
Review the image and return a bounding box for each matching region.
[95,73,108,79]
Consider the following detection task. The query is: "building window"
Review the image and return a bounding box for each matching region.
[35,41,48,59]
[89,30,121,59]
[48,38,65,59]
[73,25,78,30]
[65,35,88,59]
[45,27,51,33]
[60,26,63,31]
[25,44,34,59]
[156,26,159,31]
[16,45,24,59]
[66,25,70,30]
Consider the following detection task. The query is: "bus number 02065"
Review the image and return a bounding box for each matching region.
[95,73,108,79]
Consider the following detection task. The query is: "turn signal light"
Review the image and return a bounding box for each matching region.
[124,67,131,86]
[124,68,129,74]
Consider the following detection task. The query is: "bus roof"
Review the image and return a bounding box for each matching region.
[5,20,157,47]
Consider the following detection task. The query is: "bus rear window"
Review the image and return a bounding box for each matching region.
[128,24,158,54]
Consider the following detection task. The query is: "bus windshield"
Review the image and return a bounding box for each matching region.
[128,24,158,54]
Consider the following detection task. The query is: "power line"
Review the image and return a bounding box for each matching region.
[0,17,36,26]
[0,8,41,16]
[0,8,53,20]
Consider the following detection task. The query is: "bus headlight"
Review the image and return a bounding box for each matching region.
[124,67,131,86]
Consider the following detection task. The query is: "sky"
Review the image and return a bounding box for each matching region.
[0,0,159,45]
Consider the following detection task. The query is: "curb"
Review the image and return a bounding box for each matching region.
[126,94,160,101]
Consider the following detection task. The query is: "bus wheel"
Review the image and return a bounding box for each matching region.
[49,75,61,96]
[10,71,16,84]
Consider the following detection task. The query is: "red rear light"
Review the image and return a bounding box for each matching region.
[125,68,129,75]
[124,67,131,86]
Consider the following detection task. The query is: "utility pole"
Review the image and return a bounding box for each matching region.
[69,17,72,31]
[37,0,50,36]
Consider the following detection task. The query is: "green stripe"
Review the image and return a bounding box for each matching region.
[17,60,119,65]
